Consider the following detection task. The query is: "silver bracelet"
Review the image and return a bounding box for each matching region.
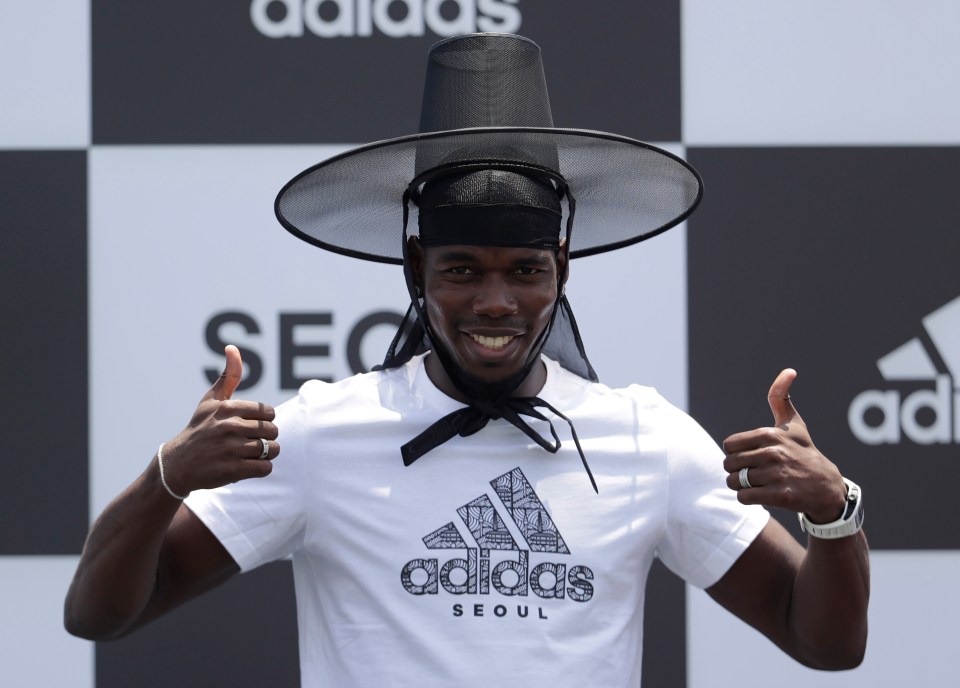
[157,442,189,500]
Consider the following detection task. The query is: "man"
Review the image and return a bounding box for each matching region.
[65,34,868,686]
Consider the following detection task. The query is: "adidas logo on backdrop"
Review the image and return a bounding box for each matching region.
[401,468,594,619]
[251,0,522,38]
[849,295,960,445]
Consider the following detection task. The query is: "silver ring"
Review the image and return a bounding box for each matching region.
[738,467,753,490]
[258,438,270,460]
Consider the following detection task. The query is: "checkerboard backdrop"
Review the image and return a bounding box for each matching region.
[3,1,959,686]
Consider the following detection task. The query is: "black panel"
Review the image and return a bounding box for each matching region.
[96,561,300,687]
[92,1,680,143]
[642,560,686,688]
[0,150,88,554]
[512,0,680,141]
[688,146,960,549]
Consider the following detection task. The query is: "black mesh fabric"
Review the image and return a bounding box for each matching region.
[417,168,562,249]
[419,33,554,132]
[276,129,701,264]
[275,34,703,265]
[414,34,559,176]
[418,167,560,213]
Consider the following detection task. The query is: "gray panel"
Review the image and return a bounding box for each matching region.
[96,561,300,687]
[0,150,88,555]
[687,146,960,550]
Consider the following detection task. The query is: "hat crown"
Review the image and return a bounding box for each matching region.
[419,33,555,133]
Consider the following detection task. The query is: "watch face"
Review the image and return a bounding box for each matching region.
[842,482,861,520]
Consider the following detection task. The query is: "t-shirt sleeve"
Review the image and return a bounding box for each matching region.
[184,393,309,572]
[652,402,770,589]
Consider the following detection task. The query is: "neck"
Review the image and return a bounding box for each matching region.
[424,352,548,405]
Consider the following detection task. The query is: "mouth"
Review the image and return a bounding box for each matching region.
[469,334,516,350]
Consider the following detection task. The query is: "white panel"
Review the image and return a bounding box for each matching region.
[0,557,94,688]
[688,550,960,686]
[683,1,960,145]
[0,1,89,147]
[88,145,408,515]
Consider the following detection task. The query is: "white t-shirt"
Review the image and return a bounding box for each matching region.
[186,354,769,688]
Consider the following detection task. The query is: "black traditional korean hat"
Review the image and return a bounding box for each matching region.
[274,33,703,492]
[275,32,702,263]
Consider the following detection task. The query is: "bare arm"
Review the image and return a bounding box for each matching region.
[64,346,278,640]
[706,369,869,669]
[708,519,869,669]
[64,467,238,639]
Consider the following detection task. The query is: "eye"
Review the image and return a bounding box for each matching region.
[447,266,475,275]
[513,266,546,277]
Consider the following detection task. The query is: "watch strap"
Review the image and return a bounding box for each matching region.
[798,477,864,539]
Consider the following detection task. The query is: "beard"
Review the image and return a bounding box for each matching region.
[424,310,559,408]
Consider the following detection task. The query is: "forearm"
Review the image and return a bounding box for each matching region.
[65,348,273,639]
[787,530,870,669]
[64,455,182,640]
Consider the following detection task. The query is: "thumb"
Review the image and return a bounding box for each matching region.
[206,345,243,401]
[767,368,800,428]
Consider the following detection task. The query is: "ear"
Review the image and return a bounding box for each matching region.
[406,236,425,291]
[557,241,570,288]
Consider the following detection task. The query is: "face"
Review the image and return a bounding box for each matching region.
[411,241,567,398]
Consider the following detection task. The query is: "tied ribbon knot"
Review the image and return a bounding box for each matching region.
[401,396,598,493]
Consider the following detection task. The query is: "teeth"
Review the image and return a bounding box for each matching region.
[471,334,514,349]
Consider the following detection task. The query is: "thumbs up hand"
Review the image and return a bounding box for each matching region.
[156,345,278,498]
[722,369,847,524]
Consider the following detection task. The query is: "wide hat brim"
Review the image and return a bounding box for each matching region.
[275,125,703,265]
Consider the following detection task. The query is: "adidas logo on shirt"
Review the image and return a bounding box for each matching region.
[849,294,960,444]
[400,467,594,618]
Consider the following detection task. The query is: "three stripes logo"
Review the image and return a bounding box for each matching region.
[849,295,960,444]
[400,467,594,617]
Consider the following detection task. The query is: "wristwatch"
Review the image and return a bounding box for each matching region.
[797,477,864,539]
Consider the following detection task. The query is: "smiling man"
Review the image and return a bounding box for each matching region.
[66,34,869,687]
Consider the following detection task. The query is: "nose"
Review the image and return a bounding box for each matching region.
[472,276,517,317]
